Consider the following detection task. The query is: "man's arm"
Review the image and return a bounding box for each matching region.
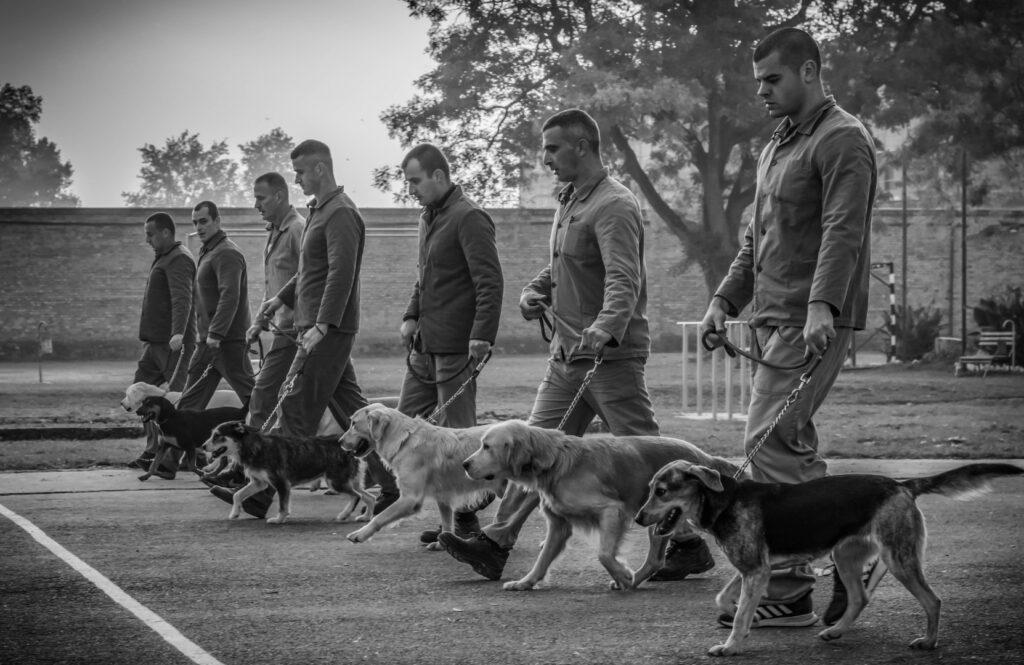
[713,219,756,318]
[317,207,363,327]
[590,198,644,345]
[166,253,195,347]
[459,211,503,346]
[521,265,551,320]
[207,252,245,341]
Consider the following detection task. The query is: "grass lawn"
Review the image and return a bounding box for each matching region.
[1,352,1022,470]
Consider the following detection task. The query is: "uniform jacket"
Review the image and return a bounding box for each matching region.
[403,186,503,353]
[524,170,651,362]
[139,242,195,343]
[715,97,876,330]
[256,206,305,335]
[195,230,251,342]
[277,187,364,333]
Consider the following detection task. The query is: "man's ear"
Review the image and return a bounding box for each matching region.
[687,465,724,492]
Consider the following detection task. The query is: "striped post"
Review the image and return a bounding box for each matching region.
[886,262,897,362]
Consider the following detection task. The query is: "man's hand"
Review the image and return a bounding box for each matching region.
[580,326,612,354]
[245,324,263,345]
[519,291,548,321]
[803,301,835,356]
[260,297,283,321]
[205,336,221,349]
[168,334,183,352]
[700,296,730,347]
[301,325,325,354]
[400,319,417,350]
[468,339,491,362]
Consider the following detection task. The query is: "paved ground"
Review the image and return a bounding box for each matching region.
[2,459,1023,665]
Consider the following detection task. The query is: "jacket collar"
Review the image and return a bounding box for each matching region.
[200,230,227,253]
[557,169,608,205]
[771,95,836,142]
[265,206,301,232]
[424,185,460,222]
[308,186,345,211]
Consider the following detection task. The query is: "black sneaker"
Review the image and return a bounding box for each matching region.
[823,559,887,626]
[208,486,273,519]
[717,591,819,628]
[420,511,482,544]
[438,532,509,581]
[650,537,715,581]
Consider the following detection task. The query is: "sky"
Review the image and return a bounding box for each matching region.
[0,0,435,207]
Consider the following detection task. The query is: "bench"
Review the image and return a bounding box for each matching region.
[954,320,1018,377]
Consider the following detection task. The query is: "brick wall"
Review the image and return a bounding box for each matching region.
[1,206,1022,360]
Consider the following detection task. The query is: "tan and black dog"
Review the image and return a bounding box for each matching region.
[134,396,246,481]
[203,421,374,524]
[636,460,1024,656]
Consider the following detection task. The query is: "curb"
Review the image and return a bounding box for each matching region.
[0,426,143,441]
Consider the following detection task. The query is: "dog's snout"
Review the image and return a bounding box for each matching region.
[462,460,472,470]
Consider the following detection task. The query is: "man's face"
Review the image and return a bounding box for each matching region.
[291,154,320,196]
[191,205,221,243]
[753,50,808,119]
[541,126,582,183]
[144,221,171,254]
[253,181,285,224]
[402,158,447,207]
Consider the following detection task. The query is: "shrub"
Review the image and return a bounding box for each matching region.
[972,286,1024,366]
[882,304,944,361]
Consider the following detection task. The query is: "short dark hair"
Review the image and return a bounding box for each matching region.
[193,200,219,220]
[542,108,601,153]
[290,139,332,166]
[753,27,821,74]
[254,171,289,195]
[145,212,175,235]
[401,143,451,179]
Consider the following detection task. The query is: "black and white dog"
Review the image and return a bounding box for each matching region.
[134,396,246,481]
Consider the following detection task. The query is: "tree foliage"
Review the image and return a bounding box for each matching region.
[124,127,298,207]
[380,0,1024,296]
[0,83,79,206]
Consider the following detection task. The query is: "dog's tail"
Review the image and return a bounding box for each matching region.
[902,463,1023,499]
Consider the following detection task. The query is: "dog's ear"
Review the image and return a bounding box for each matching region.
[686,465,724,492]
[367,410,388,442]
[230,421,248,436]
[501,421,556,477]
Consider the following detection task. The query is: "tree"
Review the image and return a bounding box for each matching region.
[379,1,1024,296]
[238,127,296,190]
[377,1,816,295]
[123,131,244,207]
[0,83,79,206]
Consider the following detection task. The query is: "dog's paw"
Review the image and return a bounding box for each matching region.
[137,474,151,482]
[346,527,372,543]
[502,579,536,591]
[424,542,443,552]
[323,489,339,495]
[909,636,937,650]
[708,642,742,657]
[228,508,241,520]
[817,626,843,642]
[266,515,286,525]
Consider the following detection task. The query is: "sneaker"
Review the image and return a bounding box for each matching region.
[201,467,245,489]
[823,559,887,626]
[650,537,715,581]
[438,532,509,581]
[717,591,818,628]
[208,485,273,519]
[420,511,482,544]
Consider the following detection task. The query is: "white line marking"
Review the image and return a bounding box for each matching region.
[0,502,226,665]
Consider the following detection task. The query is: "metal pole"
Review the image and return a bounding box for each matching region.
[680,322,689,414]
[961,147,968,355]
[948,214,955,336]
[901,155,908,358]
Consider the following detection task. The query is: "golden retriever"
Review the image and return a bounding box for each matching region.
[462,420,740,591]
[338,403,504,547]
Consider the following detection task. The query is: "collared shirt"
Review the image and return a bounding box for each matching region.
[275,187,364,332]
[715,96,876,329]
[258,206,305,334]
[524,169,651,361]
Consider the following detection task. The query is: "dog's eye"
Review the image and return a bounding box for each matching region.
[482,444,489,450]
[654,487,666,497]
